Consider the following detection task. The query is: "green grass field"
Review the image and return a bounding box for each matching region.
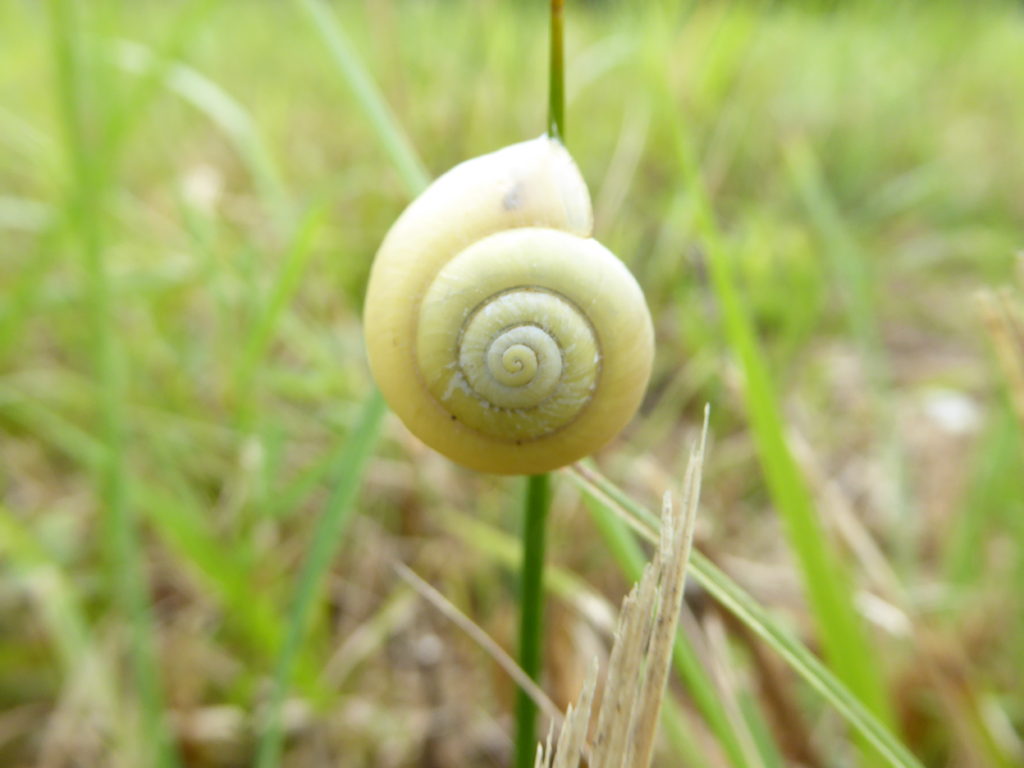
[2,0,1023,766]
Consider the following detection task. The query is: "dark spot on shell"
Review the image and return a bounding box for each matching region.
[515,440,522,446]
[502,183,522,211]
[450,414,457,421]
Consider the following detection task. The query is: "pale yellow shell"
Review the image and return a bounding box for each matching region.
[363,136,654,474]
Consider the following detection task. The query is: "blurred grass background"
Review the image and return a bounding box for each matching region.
[1,0,1023,766]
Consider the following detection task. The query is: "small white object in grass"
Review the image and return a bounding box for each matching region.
[181,163,225,214]
[855,591,912,637]
[574,591,616,634]
[413,632,445,667]
[921,388,981,435]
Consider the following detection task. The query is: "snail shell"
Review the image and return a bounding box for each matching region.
[364,136,654,475]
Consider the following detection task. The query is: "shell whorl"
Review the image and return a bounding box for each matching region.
[364,136,654,475]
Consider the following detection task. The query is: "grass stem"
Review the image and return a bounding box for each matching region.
[514,3,566,764]
[515,472,551,768]
[547,0,565,141]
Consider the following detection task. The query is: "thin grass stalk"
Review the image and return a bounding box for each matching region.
[548,0,565,141]
[295,0,429,193]
[395,561,563,725]
[515,473,552,768]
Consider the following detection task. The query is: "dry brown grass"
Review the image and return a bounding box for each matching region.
[535,425,705,768]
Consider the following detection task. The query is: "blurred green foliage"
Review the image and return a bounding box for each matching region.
[1,1,1022,766]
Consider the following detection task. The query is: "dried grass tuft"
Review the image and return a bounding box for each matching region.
[536,417,707,768]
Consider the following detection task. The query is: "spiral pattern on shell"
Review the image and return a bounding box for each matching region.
[364,137,654,475]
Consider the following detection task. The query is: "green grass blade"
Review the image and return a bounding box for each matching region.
[689,552,915,768]
[643,17,895,730]
[254,388,387,768]
[113,39,294,232]
[47,2,177,765]
[699,199,894,726]
[568,466,924,768]
[643,8,911,730]
[514,473,550,768]
[945,405,1024,586]
[547,0,565,141]
[1,0,220,360]
[659,87,894,732]
[784,139,914,575]
[248,7,431,764]
[139,490,282,658]
[233,205,325,426]
[0,387,320,694]
[740,693,787,768]
[0,507,114,713]
[784,140,884,377]
[294,0,430,195]
[102,0,224,156]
